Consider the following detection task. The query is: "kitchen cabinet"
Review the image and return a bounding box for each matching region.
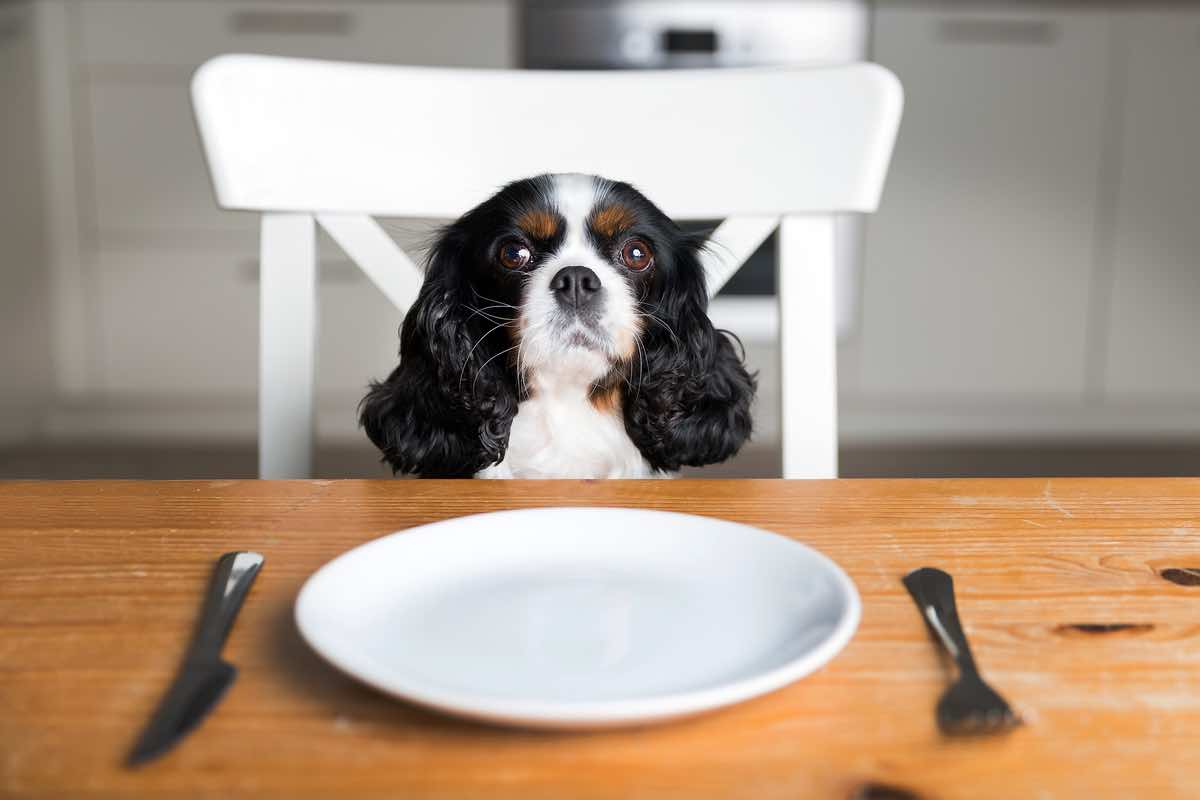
[314,249,407,401]
[47,0,514,417]
[94,250,259,397]
[94,246,405,402]
[860,7,1109,400]
[16,0,1200,453]
[1102,11,1200,399]
[88,82,253,240]
[78,1,511,69]
[81,0,514,243]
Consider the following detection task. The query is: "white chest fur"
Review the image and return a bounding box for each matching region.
[477,371,657,480]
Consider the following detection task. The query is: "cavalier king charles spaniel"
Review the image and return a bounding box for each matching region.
[360,173,755,478]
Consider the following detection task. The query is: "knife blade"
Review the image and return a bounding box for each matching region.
[128,550,264,766]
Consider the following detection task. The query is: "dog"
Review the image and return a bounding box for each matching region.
[360,173,755,478]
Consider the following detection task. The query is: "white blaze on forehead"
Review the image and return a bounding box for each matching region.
[514,173,641,385]
[551,173,603,255]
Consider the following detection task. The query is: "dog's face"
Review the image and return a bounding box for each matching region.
[361,173,755,477]
[443,174,678,389]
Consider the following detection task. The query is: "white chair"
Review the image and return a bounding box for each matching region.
[191,54,902,479]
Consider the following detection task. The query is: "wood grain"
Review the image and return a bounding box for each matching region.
[2,478,1200,799]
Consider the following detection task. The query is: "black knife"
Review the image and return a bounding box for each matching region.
[128,550,264,766]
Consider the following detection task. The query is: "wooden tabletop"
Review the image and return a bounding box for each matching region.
[2,478,1199,799]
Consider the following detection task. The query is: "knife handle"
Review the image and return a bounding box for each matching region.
[189,551,264,658]
[902,567,981,679]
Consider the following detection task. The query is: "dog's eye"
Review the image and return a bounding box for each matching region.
[498,239,532,270]
[620,239,654,272]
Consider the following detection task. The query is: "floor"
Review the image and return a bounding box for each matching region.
[1,439,1195,479]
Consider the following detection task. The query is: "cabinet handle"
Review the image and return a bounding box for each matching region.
[937,18,1059,46]
[229,10,353,36]
[239,260,363,284]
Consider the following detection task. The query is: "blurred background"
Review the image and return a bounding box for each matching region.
[1,0,1197,479]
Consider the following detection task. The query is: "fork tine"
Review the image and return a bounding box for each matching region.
[937,687,1021,736]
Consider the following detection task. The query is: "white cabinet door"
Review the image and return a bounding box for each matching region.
[1103,11,1200,399]
[858,8,1109,399]
[95,244,413,400]
[315,263,407,402]
[81,0,515,241]
[88,82,255,240]
[95,250,259,396]
[79,1,512,404]
[79,1,514,69]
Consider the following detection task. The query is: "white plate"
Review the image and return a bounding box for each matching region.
[295,507,860,729]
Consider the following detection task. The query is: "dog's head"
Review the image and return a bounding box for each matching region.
[360,173,755,476]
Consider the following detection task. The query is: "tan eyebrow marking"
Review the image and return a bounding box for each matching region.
[515,209,560,240]
[591,205,637,238]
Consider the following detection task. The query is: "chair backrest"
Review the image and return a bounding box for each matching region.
[192,54,901,220]
[190,54,902,480]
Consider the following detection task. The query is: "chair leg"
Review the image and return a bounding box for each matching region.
[777,215,838,479]
[259,213,317,479]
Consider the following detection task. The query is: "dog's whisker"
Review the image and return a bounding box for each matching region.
[459,321,510,386]
[634,335,648,403]
[471,343,522,398]
[466,310,515,325]
[470,287,519,311]
[465,303,517,323]
[637,310,681,347]
[516,337,533,399]
[616,358,639,401]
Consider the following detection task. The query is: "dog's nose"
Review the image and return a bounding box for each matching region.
[550,266,602,309]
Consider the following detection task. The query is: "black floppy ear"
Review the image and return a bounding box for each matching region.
[359,227,518,477]
[622,238,756,472]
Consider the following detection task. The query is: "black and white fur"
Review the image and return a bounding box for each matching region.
[360,173,755,478]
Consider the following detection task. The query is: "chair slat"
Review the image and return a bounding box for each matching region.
[778,215,838,478]
[259,213,317,479]
[703,216,781,298]
[193,56,902,219]
[317,214,422,312]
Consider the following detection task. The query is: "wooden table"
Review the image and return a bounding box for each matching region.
[3,479,1199,799]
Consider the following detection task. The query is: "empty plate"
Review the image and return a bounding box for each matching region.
[295,507,859,729]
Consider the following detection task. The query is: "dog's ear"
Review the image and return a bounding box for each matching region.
[359,226,518,477]
[621,236,756,471]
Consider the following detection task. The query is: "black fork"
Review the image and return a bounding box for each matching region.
[903,567,1021,736]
